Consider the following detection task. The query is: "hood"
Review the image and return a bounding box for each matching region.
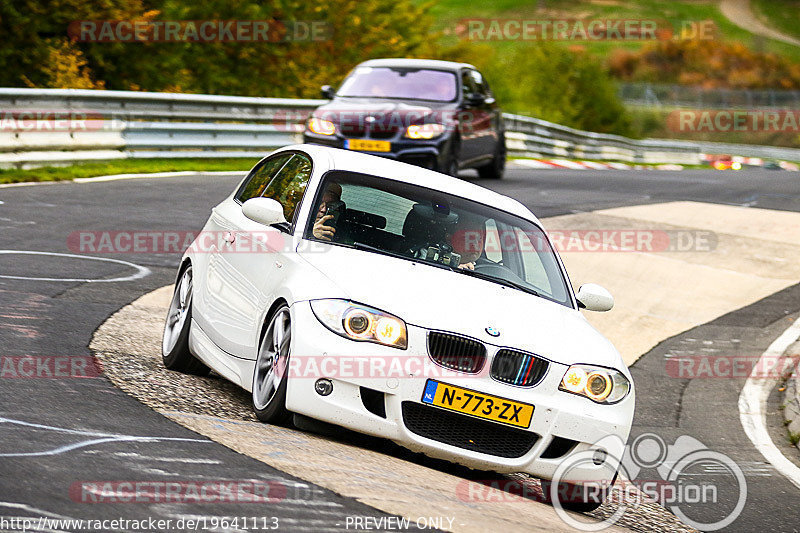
[298,246,623,369]
[313,98,457,133]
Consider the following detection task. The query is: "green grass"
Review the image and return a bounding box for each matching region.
[752,0,800,43]
[0,158,257,185]
[424,0,800,62]
[790,431,800,446]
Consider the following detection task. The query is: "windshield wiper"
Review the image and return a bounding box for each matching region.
[452,267,541,298]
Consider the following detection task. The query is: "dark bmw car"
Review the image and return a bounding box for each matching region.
[303,58,506,179]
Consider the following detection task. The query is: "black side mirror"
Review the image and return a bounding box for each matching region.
[466,93,485,106]
[321,85,335,99]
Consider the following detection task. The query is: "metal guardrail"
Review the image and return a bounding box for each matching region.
[620,82,800,110]
[0,87,732,169]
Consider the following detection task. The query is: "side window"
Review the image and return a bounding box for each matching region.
[469,70,491,97]
[261,154,313,224]
[235,154,292,203]
[461,70,477,99]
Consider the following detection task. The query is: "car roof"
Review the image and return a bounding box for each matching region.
[356,58,477,72]
[279,144,539,224]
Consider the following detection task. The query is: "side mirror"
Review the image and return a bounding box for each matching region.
[466,93,485,106]
[321,85,335,99]
[576,283,614,312]
[242,198,286,227]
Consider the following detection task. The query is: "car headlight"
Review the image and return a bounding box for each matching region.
[307,117,336,136]
[405,123,446,140]
[310,299,407,349]
[559,364,630,403]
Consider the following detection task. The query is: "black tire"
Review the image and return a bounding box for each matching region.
[477,140,505,180]
[438,137,460,177]
[252,304,293,424]
[540,470,617,513]
[161,265,210,376]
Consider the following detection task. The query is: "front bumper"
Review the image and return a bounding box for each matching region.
[286,301,633,483]
[303,131,449,170]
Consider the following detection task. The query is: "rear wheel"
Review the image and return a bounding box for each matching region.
[252,305,293,424]
[162,265,210,376]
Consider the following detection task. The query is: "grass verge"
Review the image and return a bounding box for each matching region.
[0,158,257,185]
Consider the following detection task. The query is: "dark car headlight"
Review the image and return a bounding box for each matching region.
[559,364,631,403]
[307,117,336,136]
[310,299,407,349]
[404,123,446,140]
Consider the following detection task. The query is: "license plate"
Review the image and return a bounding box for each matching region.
[421,380,534,428]
[345,139,391,152]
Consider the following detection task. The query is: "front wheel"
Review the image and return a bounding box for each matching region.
[478,141,505,180]
[162,265,210,376]
[252,305,293,424]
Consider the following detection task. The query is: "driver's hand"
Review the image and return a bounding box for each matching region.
[313,214,336,241]
[458,261,475,270]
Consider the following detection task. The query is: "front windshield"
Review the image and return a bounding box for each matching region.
[336,67,457,102]
[304,171,572,307]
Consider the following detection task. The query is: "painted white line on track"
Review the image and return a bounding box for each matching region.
[739,317,800,490]
[0,250,150,283]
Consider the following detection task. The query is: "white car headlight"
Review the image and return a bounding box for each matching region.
[404,123,446,140]
[310,299,407,349]
[559,364,630,403]
[307,117,336,135]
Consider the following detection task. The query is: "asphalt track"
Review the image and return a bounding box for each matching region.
[1,164,799,532]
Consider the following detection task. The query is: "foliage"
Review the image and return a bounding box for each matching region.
[608,38,800,90]
[444,41,633,135]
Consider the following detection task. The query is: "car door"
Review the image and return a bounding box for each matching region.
[468,69,501,160]
[208,153,313,360]
[199,153,293,357]
[457,69,481,162]
[464,69,497,163]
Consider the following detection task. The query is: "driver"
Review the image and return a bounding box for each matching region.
[312,182,343,241]
[451,213,486,270]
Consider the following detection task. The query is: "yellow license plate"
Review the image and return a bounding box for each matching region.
[421,380,534,428]
[345,139,391,152]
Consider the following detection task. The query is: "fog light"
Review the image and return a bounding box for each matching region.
[592,448,607,466]
[314,378,333,396]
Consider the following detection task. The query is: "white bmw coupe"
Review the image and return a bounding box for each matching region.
[162,144,634,510]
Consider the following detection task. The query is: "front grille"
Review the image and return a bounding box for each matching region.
[367,125,399,139]
[491,349,549,387]
[402,402,539,458]
[339,123,367,137]
[427,331,486,373]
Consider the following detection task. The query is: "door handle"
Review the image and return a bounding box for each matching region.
[223,231,236,244]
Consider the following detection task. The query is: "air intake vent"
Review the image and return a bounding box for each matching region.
[402,402,539,458]
[491,349,549,387]
[427,331,486,373]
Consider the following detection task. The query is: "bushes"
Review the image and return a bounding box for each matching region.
[445,42,633,136]
[609,38,800,90]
